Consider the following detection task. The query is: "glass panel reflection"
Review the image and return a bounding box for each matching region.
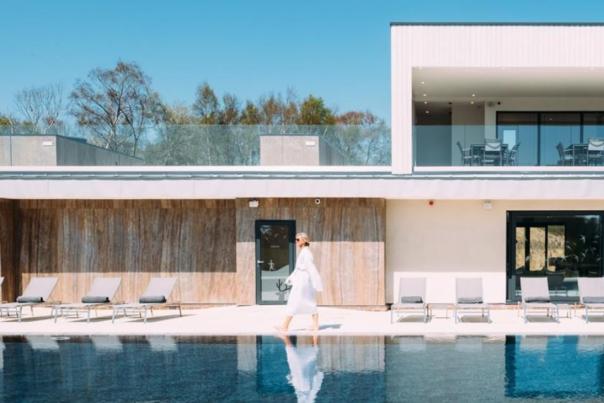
[509,212,603,301]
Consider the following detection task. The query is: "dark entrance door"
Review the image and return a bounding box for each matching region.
[255,220,296,305]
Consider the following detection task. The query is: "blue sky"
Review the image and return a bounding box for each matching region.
[2,0,604,121]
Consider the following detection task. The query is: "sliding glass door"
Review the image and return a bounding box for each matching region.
[497,111,604,166]
[507,212,603,302]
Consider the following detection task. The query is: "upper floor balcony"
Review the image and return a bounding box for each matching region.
[415,115,604,169]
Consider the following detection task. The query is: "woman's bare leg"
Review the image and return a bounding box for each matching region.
[312,313,319,332]
[276,315,293,332]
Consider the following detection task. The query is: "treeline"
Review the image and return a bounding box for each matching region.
[0,61,390,165]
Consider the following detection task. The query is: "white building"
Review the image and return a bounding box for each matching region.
[1,23,604,307]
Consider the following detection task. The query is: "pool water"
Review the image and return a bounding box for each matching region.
[2,335,604,402]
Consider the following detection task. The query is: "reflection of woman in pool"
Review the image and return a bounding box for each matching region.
[277,232,323,332]
[280,335,323,403]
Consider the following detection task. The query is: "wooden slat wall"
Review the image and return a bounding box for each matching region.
[16,200,236,304]
[236,198,386,306]
[0,199,18,301]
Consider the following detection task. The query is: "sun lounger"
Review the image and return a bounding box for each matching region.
[453,278,491,323]
[112,277,182,323]
[578,277,604,323]
[52,277,121,323]
[0,277,58,321]
[520,277,559,323]
[390,277,428,323]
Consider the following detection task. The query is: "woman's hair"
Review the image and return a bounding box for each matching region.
[296,232,310,246]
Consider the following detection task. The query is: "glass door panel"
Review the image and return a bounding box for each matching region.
[529,227,546,272]
[255,220,295,305]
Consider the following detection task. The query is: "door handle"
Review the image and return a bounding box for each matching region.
[257,260,264,264]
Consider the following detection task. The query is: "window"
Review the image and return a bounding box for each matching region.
[507,212,603,302]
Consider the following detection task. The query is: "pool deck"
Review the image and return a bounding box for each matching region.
[1,305,604,336]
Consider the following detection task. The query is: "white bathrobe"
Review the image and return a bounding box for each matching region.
[285,343,324,402]
[285,247,323,315]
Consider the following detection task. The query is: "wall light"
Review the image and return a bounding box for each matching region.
[249,199,259,208]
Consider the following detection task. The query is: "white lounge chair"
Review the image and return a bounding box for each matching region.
[453,278,491,323]
[112,277,182,323]
[390,278,428,323]
[520,277,559,323]
[52,277,121,323]
[0,277,58,321]
[578,277,604,323]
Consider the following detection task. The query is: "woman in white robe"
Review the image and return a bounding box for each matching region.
[277,232,323,332]
[282,335,324,403]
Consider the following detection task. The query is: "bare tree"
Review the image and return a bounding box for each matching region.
[70,61,163,156]
[14,84,65,134]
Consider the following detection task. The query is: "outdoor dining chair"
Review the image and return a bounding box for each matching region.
[482,140,502,165]
[587,138,604,165]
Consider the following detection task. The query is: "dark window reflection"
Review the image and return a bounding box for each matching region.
[508,212,603,302]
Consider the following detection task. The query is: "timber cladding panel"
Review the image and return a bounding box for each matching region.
[16,200,236,304]
[236,198,386,306]
[0,199,18,302]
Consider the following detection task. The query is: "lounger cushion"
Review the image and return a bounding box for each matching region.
[583,296,604,304]
[16,296,43,303]
[457,297,483,304]
[525,297,550,303]
[139,295,167,304]
[81,296,110,303]
[400,296,423,304]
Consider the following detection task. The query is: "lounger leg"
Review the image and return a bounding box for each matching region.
[586,306,589,323]
[178,305,182,317]
[144,307,148,324]
[390,309,393,324]
[18,306,22,322]
[112,309,116,324]
[87,307,91,323]
[524,305,527,324]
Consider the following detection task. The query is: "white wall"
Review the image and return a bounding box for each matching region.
[386,199,604,304]
[392,24,604,174]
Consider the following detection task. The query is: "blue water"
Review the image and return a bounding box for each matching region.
[1,335,604,402]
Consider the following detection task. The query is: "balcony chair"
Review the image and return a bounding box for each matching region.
[482,140,502,165]
[587,138,604,166]
[505,143,520,166]
[456,141,473,166]
[556,142,574,166]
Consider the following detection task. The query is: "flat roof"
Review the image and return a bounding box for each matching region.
[390,22,604,27]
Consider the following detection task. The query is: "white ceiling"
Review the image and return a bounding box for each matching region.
[413,67,604,100]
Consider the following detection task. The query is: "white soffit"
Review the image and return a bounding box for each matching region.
[413,67,604,100]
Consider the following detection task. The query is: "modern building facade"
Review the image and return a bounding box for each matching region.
[2,23,604,308]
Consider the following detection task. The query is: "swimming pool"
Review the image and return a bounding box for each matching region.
[1,335,603,402]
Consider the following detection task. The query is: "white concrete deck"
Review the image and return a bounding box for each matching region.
[1,305,604,336]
